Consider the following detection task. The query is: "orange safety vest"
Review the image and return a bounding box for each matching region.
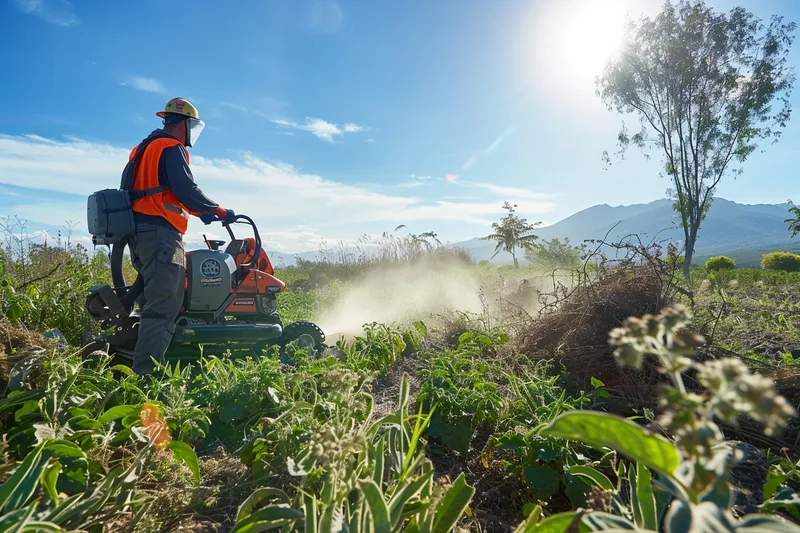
[128,137,195,234]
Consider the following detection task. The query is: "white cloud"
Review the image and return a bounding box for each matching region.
[123,77,167,94]
[464,182,554,200]
[445,174,460,183]
[272,117,368,142]
[14,0,78,26]
[0,134,556,251]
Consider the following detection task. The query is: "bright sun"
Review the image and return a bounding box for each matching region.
[534,0,629,84]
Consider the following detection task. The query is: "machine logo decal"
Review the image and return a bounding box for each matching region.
[200,258,223,284]
[234,299,255,306]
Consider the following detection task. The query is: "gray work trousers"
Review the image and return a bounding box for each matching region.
[129,223,186,375]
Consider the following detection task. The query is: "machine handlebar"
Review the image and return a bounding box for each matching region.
[220,215,262,270]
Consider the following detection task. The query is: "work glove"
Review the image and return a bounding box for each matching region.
[199,207,236,225]
[215,207,236,223]
[199,211,218,225]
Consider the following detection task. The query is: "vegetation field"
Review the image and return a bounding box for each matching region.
[3,228,800,533]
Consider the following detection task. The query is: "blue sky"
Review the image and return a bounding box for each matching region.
[1,0,799,252]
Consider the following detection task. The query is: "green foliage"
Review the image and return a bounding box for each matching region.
[761,251,800,272]
[524,305,799,531]
[419,330,508,454]
[525,237,583,269]
[234,376,476,533]
[705,256,736,271]
[482,202,542,268]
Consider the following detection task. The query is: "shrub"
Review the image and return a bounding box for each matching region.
[705,255,735,270]
[761,251,800,272]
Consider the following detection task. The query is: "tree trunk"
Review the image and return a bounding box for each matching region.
[683,223,698,301]
[513,252,519,269]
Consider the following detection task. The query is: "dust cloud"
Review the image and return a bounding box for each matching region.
[314,259,564,342]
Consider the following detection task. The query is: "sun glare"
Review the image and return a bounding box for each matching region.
[532,0,629,85]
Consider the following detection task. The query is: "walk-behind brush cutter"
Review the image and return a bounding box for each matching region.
[84,214,325,364]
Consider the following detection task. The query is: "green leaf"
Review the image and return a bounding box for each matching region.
[389,471,433,528]
[540,411,680,474]
[372,435,385,487]
[532,511,584,533]
[432,473,475,533]
[168,441,200,486]
[0,442,48,513]
[590,377,604,389]
[8,301,23,322]
[581,511,636,530]
[109,364,134,376]
[230,504,304,533]
[237,488,292,522]
[41,460,61,503]
[665,500,691,533]
[304,494,318,533]
[98,404,139,423]
[358,480,391,533]
[568,465,614,491]
[763,469,789,501]
[0,390,42,413]
[44,440,85,459]
[635,462,657,531]
[738,514,800,532]
[524,464,559,499]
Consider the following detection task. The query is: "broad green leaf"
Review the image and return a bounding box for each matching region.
[7,301,23,322]
[0,390,42,413]
[168,441,200,486]
[763,468,789,502]
[432,473,475,533]
[98,404,139,423]
[44,440,85,459]
[0,442,48,513]
[581,511,637,531]
[237,488,292,522]
[230,504,304,533]
[635,462,657,531]
[533,511,584,533]
[738,514,800,532]
[358,480,391,533]
[524,464,558,499]
[540,411,680,474]
[568,465,614,491]
[665,499,691,533]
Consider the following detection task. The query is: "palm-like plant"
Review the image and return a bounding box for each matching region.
[482,202,541,268]
[785,200,800,238]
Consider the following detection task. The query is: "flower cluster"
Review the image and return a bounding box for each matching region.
[608,304,704,372]
[608,305,795,462]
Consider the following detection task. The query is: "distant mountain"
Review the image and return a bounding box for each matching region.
[454,198,800,268]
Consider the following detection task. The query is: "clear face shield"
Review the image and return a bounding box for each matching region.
[185,117,206,147]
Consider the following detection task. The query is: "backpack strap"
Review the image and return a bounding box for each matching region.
[120,136,173,201]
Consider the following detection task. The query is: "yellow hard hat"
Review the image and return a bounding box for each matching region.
[156,97,200,119]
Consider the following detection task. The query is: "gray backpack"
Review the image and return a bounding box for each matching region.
[87,138,168,246]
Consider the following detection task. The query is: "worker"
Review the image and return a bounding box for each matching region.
[123,97,234,375]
